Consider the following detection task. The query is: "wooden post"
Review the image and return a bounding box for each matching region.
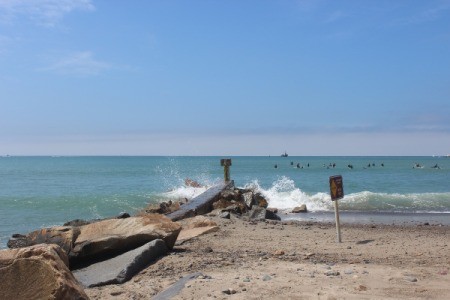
[329,175,344,243]
[334,200,342,243]
[220,159,232,182]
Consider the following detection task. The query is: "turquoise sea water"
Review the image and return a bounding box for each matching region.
[1,156,449,248]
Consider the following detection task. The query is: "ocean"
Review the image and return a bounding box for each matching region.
[1,156,449,249]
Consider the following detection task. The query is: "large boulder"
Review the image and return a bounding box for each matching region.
[7,226,80,254]
[0,244,88,300]
[8,214,182,266]
[70,214,181,263]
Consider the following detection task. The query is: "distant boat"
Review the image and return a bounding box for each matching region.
[281,151,288,157]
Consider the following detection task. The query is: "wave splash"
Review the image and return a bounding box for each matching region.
[241,176,450,213]
[153,175,450,213]
[243,176,331,211]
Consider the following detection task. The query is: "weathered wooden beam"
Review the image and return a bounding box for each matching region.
[167,181,234,221]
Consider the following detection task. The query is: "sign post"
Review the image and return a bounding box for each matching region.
[329,175,344,243]
[220,159,232,182]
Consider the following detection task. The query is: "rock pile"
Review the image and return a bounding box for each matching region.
[210,188,280,221]
[4,213,182,298]
[8,214,181,266]
[2,184,280,298]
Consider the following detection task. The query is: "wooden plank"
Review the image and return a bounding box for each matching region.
[167,181,234,221]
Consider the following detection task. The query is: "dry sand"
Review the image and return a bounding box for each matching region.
[85,215,450,299]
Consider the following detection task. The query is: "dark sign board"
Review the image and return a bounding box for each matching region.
[329,175,344,201]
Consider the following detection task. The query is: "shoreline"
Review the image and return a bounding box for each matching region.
[1,211,449,250]
[280,211,450,226]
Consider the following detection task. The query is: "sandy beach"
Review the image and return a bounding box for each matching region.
[85,215,450,299]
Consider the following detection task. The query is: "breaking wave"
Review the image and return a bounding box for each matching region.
[241,176,450,213]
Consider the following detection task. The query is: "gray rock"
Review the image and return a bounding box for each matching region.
[219,211,231,219]
[167,182,234,221]
[73,239,168,287]
[266,209,281,221]
[404,276,418,282]
[152,272,204,300]
[241,192,254,209]
[248,207,267,220]
[324,270,340,276]
[291,204,307,213]
[267,207,278,214]
[222,288,237,295]
[262,274,272,281]
[220,189,240,201]
[63,219,97,227]
[116,212,130,219]
[247,207,281,221]
[253,193,268,208]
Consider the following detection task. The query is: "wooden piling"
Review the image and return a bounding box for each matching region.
[220,159,232,182]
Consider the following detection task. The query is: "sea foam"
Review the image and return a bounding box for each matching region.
[243,176,332,211]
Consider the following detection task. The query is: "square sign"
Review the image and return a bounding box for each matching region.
[329,175,344,201]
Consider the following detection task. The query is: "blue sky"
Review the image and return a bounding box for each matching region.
[1,0,449,156]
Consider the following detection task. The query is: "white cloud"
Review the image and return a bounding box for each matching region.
[0,0,94,26]
[42,51,111,76]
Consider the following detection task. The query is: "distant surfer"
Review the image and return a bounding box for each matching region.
[274,164,278,169]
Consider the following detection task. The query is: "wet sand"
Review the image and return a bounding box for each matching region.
[281,211,450,226]
[85,215,450,299]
